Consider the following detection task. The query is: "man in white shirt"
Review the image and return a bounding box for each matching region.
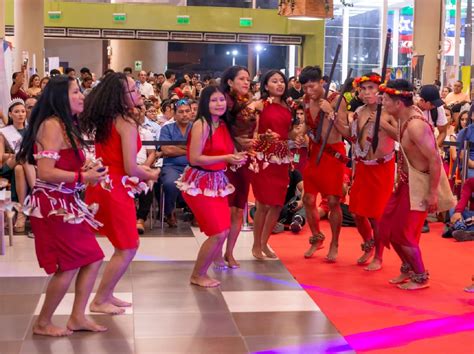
[417,84,448,147]
[137,70,155,99]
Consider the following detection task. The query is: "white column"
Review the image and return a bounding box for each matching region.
[454,0,461,72]
[14,0,44,75]
[380,0,388,73]
[342,6,349,80]
[289,45,296,77]
[392,8,400,68]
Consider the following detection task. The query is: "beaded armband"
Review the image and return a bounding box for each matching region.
[34,150,60,161]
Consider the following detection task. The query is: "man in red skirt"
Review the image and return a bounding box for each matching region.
[347,73,397,271]
[299,66,348,262]
[378,79,442,290]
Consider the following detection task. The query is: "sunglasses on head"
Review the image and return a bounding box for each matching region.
[175,98,190,107]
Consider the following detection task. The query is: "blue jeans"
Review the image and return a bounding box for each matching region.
[449,208,474,231]
[160,165,185,216]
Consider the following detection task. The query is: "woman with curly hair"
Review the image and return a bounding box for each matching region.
[82,72,159,315]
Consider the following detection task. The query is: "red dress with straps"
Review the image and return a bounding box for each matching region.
[86,124,142,250]
[30,148,104,274]
[303,94,347,197]
[177,122,235,236]
[250,102,292,206]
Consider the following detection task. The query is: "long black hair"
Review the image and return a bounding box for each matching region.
[259,70,289,103]
[17,75,84,164]
[220,66,250,126]
[80,72,133,143]
[195,85,229,141]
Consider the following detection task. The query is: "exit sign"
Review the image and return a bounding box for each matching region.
[113,13,127,23]
[240,17,253,27]
[48,11,62,20]
[177,15,190,25]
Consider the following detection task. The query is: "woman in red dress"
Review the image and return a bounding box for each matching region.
[220,66,259,266]
[82,73,159,314]
[177,85,246,287]
[17,76,108,336]
[251,70,294,258]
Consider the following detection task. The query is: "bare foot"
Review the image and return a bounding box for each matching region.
[464,283,474,293]
[67,317,108,332]
[325,243,338,263]
[303,241,324,259]
[364,258,382,271]
[252,247,266,260]
[89,301,125,315]
[389,273,411,284]
[262,245,277,259]
[357,249,374,265]
[111,295,132,308]
[398,280,430,290]
[33,322,73,337]
[190,275,220,288]
[213,255,228,270]
[224,254,240,269]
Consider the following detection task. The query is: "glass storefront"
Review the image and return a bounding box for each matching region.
[324,0,414,85]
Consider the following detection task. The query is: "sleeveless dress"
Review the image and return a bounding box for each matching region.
[86,124,142,250]
[250,102,292,206]
[177,122,235,236]
[28,148,104,274]
[225,94,257,209]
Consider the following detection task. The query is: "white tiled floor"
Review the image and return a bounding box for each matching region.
[33,292,133,315]
[222,290,321,312]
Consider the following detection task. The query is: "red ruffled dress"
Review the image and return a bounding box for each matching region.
[176,122,235,236]
[28,148,104,275]
[86,124,143,250]
[250,102,292,206]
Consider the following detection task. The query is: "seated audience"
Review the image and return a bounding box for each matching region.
[159,98,192,227]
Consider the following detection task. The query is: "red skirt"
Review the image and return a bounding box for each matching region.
[251,162,290,207]
[86,174,139,250]
[378,181,427,248]
[183,193,230,236]
[349,158,395,219]
[225,165,251,209]
[30,191,104,275]
[303,142,346,197]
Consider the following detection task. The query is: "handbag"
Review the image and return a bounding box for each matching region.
[399,144,456,212]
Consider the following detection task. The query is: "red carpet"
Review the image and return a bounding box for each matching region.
[269,221,474,353]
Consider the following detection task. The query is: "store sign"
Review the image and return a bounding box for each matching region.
[134,61,142,71]
[444,37,465,56]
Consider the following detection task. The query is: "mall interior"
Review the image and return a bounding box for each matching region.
[0,0,473,353]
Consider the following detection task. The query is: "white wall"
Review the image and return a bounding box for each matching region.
[45,38,104,76]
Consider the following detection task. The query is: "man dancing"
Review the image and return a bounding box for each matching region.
[347,73,397,271]
[379,79,441,290]
[299,66,348,262]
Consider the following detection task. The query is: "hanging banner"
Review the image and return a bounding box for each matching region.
[388,66,410,80]
[0,40,14,121]
[411,55,424,91]
[445,65,458,88]
[461,66,471,96]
